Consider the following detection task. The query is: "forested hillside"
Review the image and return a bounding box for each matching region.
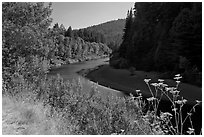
[49,24,111,65]
[73,19,126,50]
[110,2,202,86]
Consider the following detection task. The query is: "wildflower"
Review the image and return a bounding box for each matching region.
[144,78,151,83]
[182,99,187,104]
[161,83,168,87]
[174,76,182,80]
[121,129,125,133]
[158,79,164,82]
[172,108,177,112]
[169,90,176,95]
[136,89,141,94]
[170,90,180,95]
[151,83,158,87]
[147,97,157,102]
[158,82,167,87]
[165,87,171,91]
[165,87,175,92]
[176,81,180,84]
[195,100,201,105]
[187,128,195,135]
[175,74,181,77]
[175,100,183,105]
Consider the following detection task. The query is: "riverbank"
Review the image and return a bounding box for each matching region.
[80,64,202,105]
[50,55,109,70]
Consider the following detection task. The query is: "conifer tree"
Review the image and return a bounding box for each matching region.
[65,26,73,37]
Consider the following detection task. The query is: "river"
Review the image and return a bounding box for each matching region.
[48,58,124,97]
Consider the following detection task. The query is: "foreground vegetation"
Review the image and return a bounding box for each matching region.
[3,72,201,135]
[3,74,160,135]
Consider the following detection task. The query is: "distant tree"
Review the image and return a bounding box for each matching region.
[119,9,133,59]
[59,24,66,34]
[65,26,73,37]
[72,19,126,50]
[53,23,59,29]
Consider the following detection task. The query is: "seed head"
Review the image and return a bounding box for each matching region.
[158,79,164,82]
[195,100,201,105]
[144,79,151,83]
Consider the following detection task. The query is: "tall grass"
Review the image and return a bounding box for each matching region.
[2,73,159,135]
[3,72,201,135]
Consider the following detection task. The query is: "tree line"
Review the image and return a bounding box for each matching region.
[110,2,202,85]
[50,23,111,60]
[69,19,126,51]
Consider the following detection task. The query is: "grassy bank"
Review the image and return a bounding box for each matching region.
[3,75,162,135]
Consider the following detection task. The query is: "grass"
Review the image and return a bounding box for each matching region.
[2,93,65,135]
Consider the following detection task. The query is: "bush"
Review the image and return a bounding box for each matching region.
[38,75,159,135]
[3,73,162,135]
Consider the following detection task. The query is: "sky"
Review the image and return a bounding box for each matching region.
[50,2,134,29]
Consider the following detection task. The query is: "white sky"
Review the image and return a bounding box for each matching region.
[50,2,134,29]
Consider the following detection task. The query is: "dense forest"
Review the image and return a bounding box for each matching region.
[2,2,111,84]
[110,2,202,86]
[72,19,125,50]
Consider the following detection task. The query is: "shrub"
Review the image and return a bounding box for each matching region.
[38,75,159,135]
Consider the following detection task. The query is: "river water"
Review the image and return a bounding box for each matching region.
[48,58,124,97]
